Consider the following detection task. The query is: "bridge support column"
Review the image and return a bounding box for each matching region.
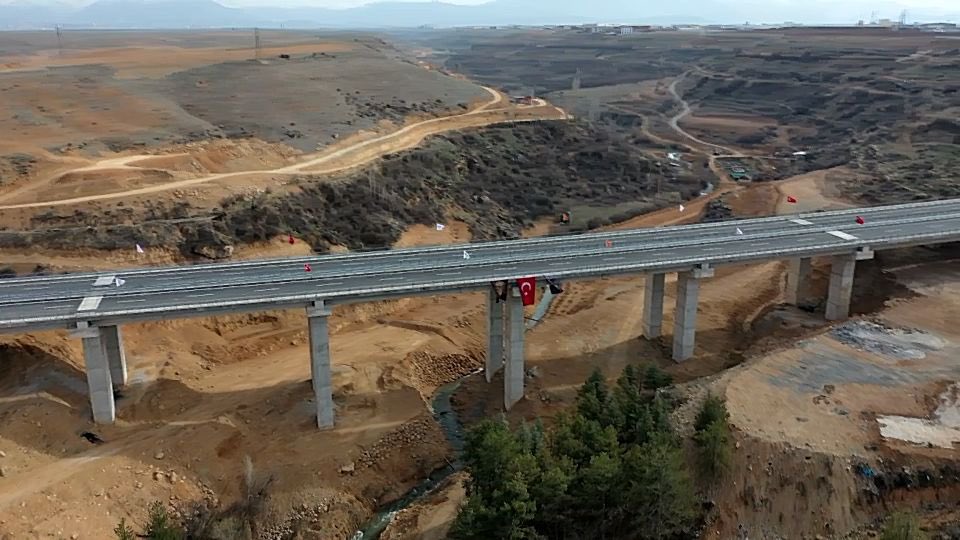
[825,249,872,321]
[485,287,504,383]
[504,287,525,410]
[101,325,128,388]
[72,323,116,424]
[785,257,815,307]
[642,272,666,339]
[307,301,335,430]
[672,264,714,362]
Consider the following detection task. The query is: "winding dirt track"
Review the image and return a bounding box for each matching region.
[0,87,567,209]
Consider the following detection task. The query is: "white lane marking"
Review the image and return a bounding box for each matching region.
[77,296,103,311]
[44,305,67,310]
[548,261,566,266]
[93,276,115,287]
[603,257,626,262]
[437,272,462,277]
[378,276,406,282]
[827,230,858,241]
[194,293,215,298]
[256,288,279,292]
[790,218,813,225]
[21,286,50,291]
[117,298,146,304]
[703,246,724,252]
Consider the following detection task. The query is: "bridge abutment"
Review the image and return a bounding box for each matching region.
[672,264,713,361]
[642,272,666,339]
[486,286,505,383]
[307,301,335,430]
[504,287,525,410]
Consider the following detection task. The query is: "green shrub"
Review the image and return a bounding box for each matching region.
[880,512,927,540]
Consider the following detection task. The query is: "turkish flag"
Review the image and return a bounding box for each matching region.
[855,216,865,224]
[288,234,295,245]
[304,263,312,272]
[517,277,536,306]
[786,196,798,203]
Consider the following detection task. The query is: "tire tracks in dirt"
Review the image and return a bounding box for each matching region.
[0,87,567,209]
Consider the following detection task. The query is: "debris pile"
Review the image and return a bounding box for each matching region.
[830,319,944,360]
[701,199,734,223]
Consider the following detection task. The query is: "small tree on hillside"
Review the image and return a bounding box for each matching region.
[144,501,183,540]
[693,394,733,483]
[695,393,729,432]
[113,518,136,540]
[695,417,732,482]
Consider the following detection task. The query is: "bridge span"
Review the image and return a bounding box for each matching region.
[2,199,959,428]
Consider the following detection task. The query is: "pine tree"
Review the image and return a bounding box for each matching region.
[576,368,612,426]
[695,418,732,482]
[694,393,728,433]
[612,365,646,444]
[642,363,673,391]
[113,518,136,540]
[144,501,183,540]
[622,441,698,539]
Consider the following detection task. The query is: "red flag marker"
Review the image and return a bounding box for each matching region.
[517,276,536,306]
[786,196,798,203]
[604,240,613,248]
[304,263,312,272]
[855,216,865,224]
[288,234,295,245]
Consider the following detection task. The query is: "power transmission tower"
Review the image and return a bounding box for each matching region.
[254,27,262,59]
[55,25,63,56]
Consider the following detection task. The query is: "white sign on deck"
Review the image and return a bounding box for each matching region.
[827,230,859,241]
[77,296,104,311]
[93,276,116,287]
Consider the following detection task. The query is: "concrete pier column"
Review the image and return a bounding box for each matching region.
[672,264,714,362]
[825,254,856,321]
[785,257,815,307]
[503,287,525,410]
[307,300,335,430]
[642,272,666,338]
[101,325,128,389]
[485,286,505,383]
[72,323,116,424]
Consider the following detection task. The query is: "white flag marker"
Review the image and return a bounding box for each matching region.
[462,250,470,260]
[114,277,126,287]
[736,227,743,235]
[135,244,144,254]
[436,223,445,231]
[679,204,685,212]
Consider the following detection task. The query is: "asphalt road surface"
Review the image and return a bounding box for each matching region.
[1,199,959,333]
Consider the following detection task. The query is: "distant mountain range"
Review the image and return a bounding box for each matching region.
[0,0,956,30]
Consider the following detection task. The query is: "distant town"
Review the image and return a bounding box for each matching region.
[426,20,959,33]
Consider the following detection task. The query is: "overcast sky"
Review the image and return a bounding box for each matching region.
[209,0,956,8]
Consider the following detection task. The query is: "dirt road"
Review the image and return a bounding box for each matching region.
[0,87,566,209]
[667,73,743,158]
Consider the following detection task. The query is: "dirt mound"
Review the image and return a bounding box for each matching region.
[401,351,483,397]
